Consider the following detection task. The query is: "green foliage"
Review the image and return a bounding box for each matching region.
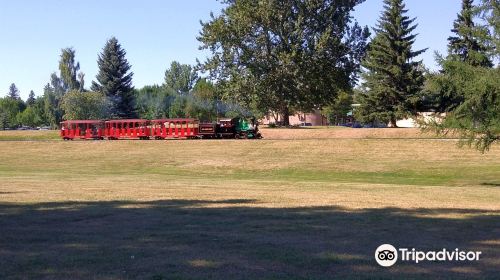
[61,91,110,120]
[168,95,187,118]
[135,85,176,119]
[0,97,24,129]
[7,83,20,100]
[32,96,48,126]
[322,91,353,125]
[184,79,218,121]
[448,0,493,67]
[423,0,499,152]
[164,62,198,94]
[418,68,457,113]
[423,1,495,113]
[91,37,136,118]
[357,0,426,127]
[198,0,369,125]
[135,79,219,121]
[43,81,64,128]
[16,106,42,127]
[477,0,500,59]
[59,48,82,91]
[424,61,499,152]
[27,90,36,107]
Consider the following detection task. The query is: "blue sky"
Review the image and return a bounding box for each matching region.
[0,0,461,100]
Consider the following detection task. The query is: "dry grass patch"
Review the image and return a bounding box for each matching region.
[0,130,60,141]
[0,139,499,279]
[259,127,454,139]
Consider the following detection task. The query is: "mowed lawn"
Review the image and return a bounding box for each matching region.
[0,130,499,279]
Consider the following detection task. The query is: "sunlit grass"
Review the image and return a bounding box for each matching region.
[0,135,499,279]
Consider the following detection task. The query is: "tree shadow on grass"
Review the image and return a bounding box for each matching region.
[0,199,498,279]
[481,182,500,187]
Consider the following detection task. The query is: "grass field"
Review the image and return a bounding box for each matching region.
[0,126,451,141]
[0,129,499,279]
[0,130,60,141]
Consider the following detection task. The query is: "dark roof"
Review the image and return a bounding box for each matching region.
[105,119,149,123]
[60,120,104,124]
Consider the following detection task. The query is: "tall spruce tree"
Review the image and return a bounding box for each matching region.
[27,90,36,106]
[357,0,426,127]
[478,0,499,58]
[7,83,20,100]
[448,0,493,67]
[427,0,494,113]
[91,37,136,118]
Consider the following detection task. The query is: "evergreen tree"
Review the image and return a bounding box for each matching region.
[91,37,136,118]
[424,1,499,152]
[43,79,64,128]
[448,0,493,67]
[477,0,499,58]
[357,0,426,127]
[27,90,36,106]
[424,0,495,114]
[7,83,20,100]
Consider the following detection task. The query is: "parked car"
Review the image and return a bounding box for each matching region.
[16,126,34,130]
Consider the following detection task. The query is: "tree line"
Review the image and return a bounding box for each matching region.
[1,0,498,150]
[0,37,226,129]
[197,0,498,151]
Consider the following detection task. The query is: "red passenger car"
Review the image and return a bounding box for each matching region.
[150,118,199,139]
[105,119,151,140]
[60,120,105,140]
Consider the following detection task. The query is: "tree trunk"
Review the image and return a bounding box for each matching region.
[390,117,398,128]
[282,106,290,127]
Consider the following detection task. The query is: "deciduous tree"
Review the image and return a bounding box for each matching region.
[198,0,369,126]
[59,48,82,91]
[0,97,24,129]
[164,62,198,95]
[135,85,176,119]
[61,91,110,120]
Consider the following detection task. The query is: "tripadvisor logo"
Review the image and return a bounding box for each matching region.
[375,244,482,267]
[375,244,398,267]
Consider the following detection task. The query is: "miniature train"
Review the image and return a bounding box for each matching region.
[60,117,262,140]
